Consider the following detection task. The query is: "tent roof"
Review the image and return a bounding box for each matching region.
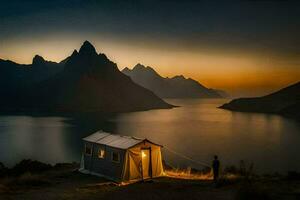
[82,131,162,149]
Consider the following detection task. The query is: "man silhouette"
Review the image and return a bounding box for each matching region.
[212,155,220,181]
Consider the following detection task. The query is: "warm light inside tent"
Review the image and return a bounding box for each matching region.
[142,151,146,158]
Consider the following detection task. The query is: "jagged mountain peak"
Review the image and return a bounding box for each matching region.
[122,67,130,73]
[133,63,146,70]
[172,75,186,80]
[127,63,163,79]
[64,41,114,74]
[32,55,45,65]
[71,50,79,56]
[79,40,97,56]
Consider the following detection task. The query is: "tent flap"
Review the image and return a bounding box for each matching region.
[122,141,164,181]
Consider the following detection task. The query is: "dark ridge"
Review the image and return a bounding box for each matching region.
[220,81,300,119]
[122,64,223,98]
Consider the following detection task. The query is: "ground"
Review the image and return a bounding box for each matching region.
[0,165,300,200]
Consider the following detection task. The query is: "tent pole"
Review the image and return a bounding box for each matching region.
[149,148,153,178]
[141,151,144,181]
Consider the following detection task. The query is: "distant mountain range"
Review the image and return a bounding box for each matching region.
[0,41,173,113]
[220,81,300,119]
[122,64,224,98]
[0,55,64,94]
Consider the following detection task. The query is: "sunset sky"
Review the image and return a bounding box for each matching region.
[1,0,300,97]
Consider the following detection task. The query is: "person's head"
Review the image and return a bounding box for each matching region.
[214,155,218,160]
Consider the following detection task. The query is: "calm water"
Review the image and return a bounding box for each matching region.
[0,99,300,173]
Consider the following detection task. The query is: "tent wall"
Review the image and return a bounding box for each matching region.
[83,142,93,170]
[83,142,126,181]
[122,149,142,181]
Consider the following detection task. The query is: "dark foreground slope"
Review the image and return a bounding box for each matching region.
[122,64,222,98]
[1,160,300,200]
[0,41,173,113]
[220,81,300,119]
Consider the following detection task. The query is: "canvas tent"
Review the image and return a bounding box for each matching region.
[80,131,164,182]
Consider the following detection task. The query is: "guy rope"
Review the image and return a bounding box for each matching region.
[164,146,211,168]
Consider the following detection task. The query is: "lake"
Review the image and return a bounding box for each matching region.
[0,99,299,174]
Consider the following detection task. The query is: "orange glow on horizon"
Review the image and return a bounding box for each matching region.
[1,37,299,97]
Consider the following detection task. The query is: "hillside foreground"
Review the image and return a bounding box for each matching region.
[0,161,300,200]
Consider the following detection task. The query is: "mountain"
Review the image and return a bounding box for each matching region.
[0,56,64,101]
[0,41,173,113]
[0,55,64,84]
[219,81,300,119]
[122,64,222,98]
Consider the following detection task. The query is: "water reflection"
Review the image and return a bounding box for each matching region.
[0,99,299,173]
[112,99,300,173]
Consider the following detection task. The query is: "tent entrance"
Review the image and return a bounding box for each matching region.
[141,148,152,179]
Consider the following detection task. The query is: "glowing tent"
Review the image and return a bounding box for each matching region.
[80,131,164,182]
